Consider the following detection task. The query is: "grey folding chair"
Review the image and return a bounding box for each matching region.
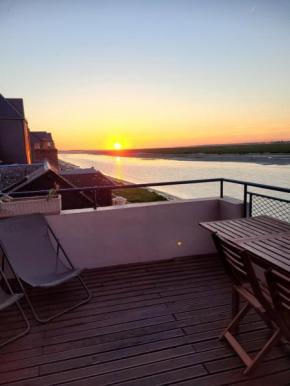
[0,266,30,347]
[0,213,91,323]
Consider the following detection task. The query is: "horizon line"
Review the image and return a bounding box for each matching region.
[58,140,290,153]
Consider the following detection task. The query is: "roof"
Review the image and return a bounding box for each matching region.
[6,98,25,117]
[0,162,113,207]
[0,161,69,193]
[0,163,44,192]
[0,94,24,120]
[29,131,53,148]
[0,161,96,207]
[60,168,99,175]
[59,167,115,188]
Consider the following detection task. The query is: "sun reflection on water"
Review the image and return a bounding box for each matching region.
[115,156,123,180]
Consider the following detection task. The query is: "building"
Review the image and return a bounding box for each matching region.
[29,131,53,150]
[0,94,59,166]
[29,133,59,166]
[0,162,92,210]
[59,168,114,207]
[0,94,31,164]
[0,162,114,209]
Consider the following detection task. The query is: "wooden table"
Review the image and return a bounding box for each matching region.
[237,232,290,273]
[200,215,290,241]
[200,215,290,273]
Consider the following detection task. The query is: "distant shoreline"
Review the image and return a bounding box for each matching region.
[132,152,290,165]
[59,152,290,166]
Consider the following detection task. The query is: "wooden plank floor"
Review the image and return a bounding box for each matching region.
[0,254,290,386]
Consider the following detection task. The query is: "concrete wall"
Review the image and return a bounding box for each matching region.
[46,197,244,269]
[218,196,244,220]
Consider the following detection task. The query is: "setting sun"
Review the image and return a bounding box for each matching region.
[113,142,122,150]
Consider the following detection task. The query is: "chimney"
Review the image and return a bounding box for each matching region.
[34,143,40,150]
[33,140,59,167]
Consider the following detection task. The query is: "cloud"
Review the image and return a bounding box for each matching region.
[250,4,257,13]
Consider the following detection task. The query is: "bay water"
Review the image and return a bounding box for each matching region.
[60,153,290,201]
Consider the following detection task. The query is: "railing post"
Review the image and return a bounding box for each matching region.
[93,189,97,210]
[1,254,4,290]
[108,189,113,206]
[243,184,248,217]
[220,180,224,198]
[249,193,253,217]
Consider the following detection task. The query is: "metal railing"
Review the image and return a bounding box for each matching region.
[249,192,290,223]
[7,178,290,221]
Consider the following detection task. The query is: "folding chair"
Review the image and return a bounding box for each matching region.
[266,268,290,341]
[212,232,280,374]
[0,266,30,347]
[0,214,91,323]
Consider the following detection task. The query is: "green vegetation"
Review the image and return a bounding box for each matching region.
[110,178,167,203]
[140,143,290,155]
[114,187,167,203]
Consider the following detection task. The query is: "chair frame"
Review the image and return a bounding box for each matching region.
[266,268,290,341]
[0,224,91,323]
[212,232,281,375]
[0,265,30,348]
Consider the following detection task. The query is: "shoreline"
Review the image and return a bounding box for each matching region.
[58,159,177,201]
[110,176,178,201]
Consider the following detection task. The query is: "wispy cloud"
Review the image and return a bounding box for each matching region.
[235,125,258,130]
[250,4,257,13]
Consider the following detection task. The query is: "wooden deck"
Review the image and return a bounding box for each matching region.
[1,254,290,386]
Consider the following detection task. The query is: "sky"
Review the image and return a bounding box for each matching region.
[1,0,290,150]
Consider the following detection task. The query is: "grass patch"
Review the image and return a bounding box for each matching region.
[114,188,167,203]
[110,177,167,203]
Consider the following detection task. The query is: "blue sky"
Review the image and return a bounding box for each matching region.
[1,0,290,149]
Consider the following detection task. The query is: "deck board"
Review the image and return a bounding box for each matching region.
[0,254,290,385]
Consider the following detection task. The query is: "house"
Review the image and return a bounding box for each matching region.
[0,94,31,164]
[59,168,114,207]
[0,94,59,166]
[29,132,59,166]
[0,162,92,210]
[0,162,114,209]
[29,131,53,150]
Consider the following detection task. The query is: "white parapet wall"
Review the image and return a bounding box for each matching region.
[46,197,244,269]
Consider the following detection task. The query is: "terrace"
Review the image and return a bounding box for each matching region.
[1,178,290,385]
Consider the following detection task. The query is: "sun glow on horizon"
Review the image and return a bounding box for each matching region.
[2,1,290,151]
[113,142,122,150]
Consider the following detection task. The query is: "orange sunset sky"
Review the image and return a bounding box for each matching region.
[1,0,290,150]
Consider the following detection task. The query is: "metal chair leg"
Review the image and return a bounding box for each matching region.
[0,301,30,348]
[18,275,91,323]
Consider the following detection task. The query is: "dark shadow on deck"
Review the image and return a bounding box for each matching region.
[0,254,290,385]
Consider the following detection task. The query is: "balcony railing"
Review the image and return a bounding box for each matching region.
[249,192,290,223]
[7,178,290,222]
